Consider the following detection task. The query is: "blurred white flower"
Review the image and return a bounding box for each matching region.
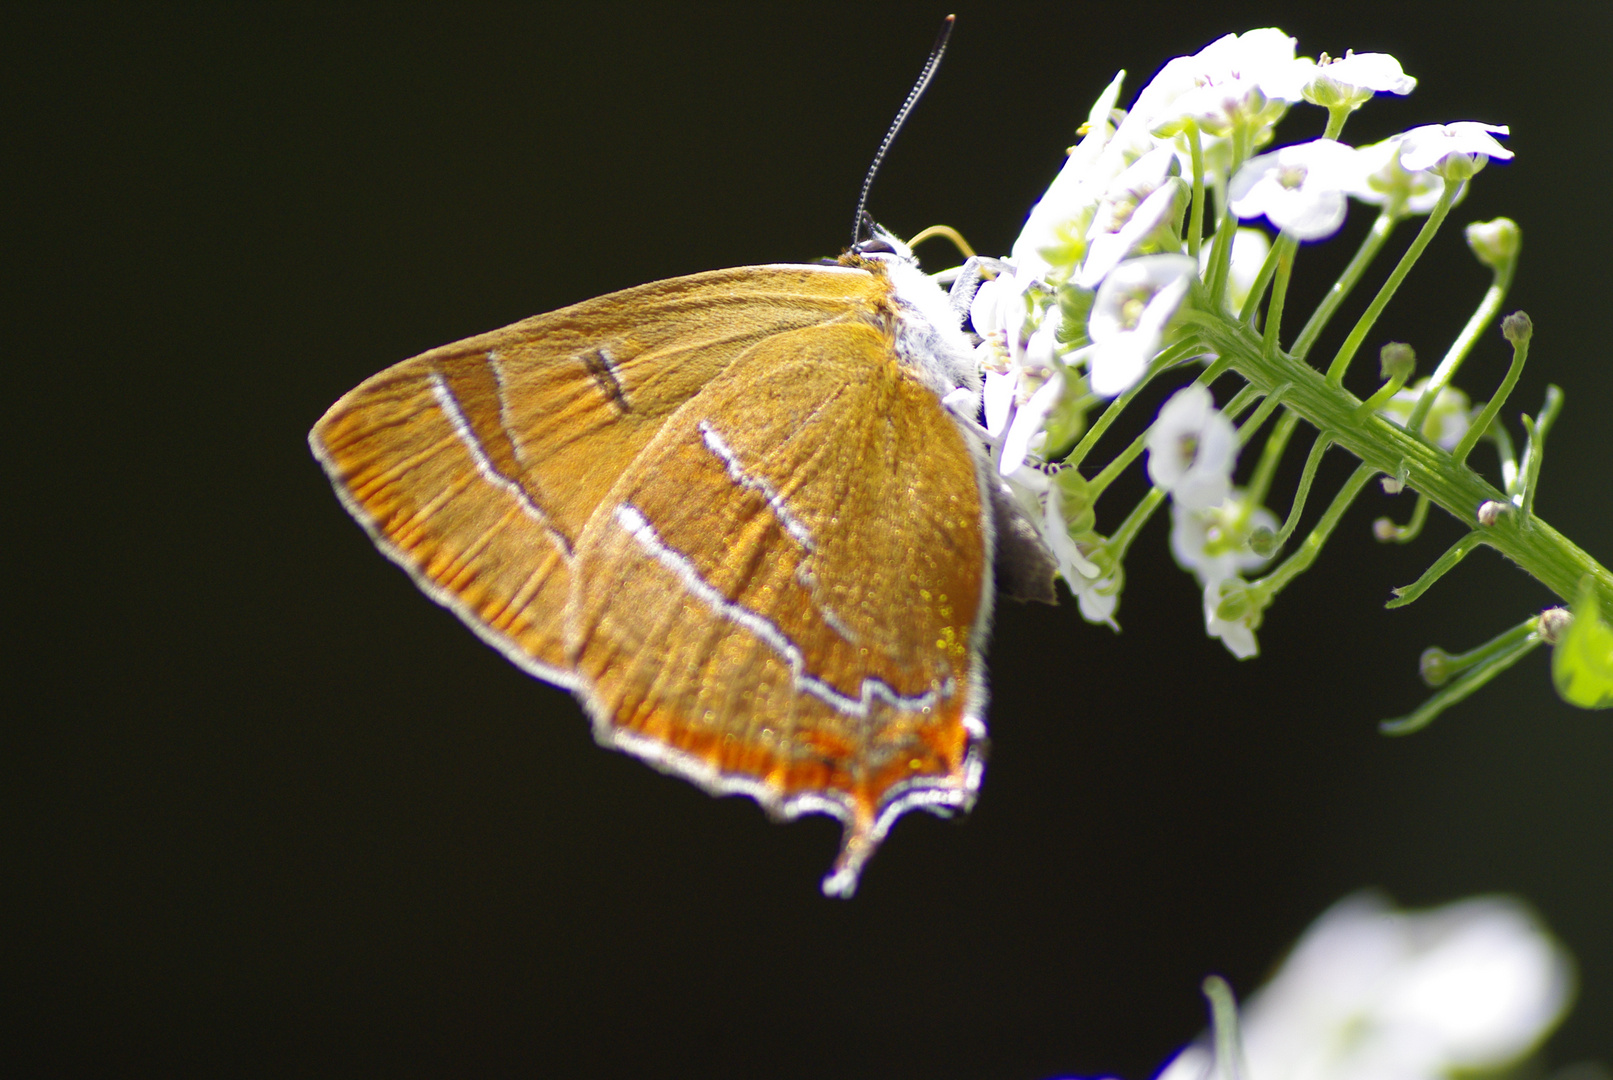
[1171,491,1277,586]
[1145,383,1236,511]
[1158,892,1574,1080]
[1378,379,1472,451]
[1465,217,1521,270]
[1229,139,1359,240]
[1398,122,1512,180]
[1346,135,1448,216]
[1204,576,1260,658]
[1304,51,1417,109]
[1087,254,1197,396]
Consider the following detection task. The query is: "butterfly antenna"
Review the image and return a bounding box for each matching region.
[851,14,956,250]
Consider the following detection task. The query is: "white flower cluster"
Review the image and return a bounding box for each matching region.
[1156,892,1574,1080]
[1146,384,1275,657]
[967,28,1511,653]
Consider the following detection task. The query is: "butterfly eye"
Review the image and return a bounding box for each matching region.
[854,238,898,256]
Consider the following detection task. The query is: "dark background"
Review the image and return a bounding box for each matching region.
[7,2,1610,1075]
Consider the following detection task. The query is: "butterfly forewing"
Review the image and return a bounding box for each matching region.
[310,266,893,686]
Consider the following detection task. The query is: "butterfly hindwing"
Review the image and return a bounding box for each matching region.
[565,320,991,892]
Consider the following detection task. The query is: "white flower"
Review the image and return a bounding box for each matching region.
[1193,27,1312,101]
[1042,484,1121,629]
[1228,139,1359,240]
[1378,379,1472,451]
[1148,29,1309,145]
[1465,217,1521,270]
[1346,135,1447,216]
[1087,146,1180,238]
[1143,29,1310,138]
[1159,892,1574,1080]
[1145,383,1237,511]
[971,268,1069,472]
[1012,71,1128,279]
[981,366,1015,437]
[1171,491,1277,585]
[1304,50,1417,109]
[1072,572,1122,628]
[1079,179,1190,289]
[1398,122,1512,180]
[1086,254,1197,397]
[999,370,1064,475]
[1204,576,1259,658]
[1076,146,1191,290]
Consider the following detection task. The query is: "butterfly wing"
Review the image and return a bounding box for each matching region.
[566,321,991,896]
[310,264,893,687]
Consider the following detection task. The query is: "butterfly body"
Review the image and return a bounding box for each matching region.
[311,251,1033,895]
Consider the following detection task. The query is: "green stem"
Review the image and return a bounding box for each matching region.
[1250,463,1374,599]
[1204,203,1237,312]
[1244,410,1300,508]
[1192,315,1613,623]
[1325,184,1457,384]
[1272,431,1332,548]
[1236,383,1288,445]
[1491,418,1520,496]
[1451,316,1530,467]
[1355,369,1410,419]
[1381,618,1543,735]
[1407,248,1517,434]
[1289,208,1398,362]
[1261,235,1296,358]
[1237,238,1279,326]
[1091,383,1262,500]
[1385,531,1485,609]
[1187,125,1206,261]
[1063,341,1204,469]
[1203,976,1246,1080]
[1419,617,1540,687]
[1517,385,1563,522]
[1108,488,1166,561]
[1375,493,1429,544]
[1088,428,1149,498]
[1321,105,1349,142]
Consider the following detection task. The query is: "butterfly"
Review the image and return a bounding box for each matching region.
[310,229,1059,895]
[309,19,1060,896]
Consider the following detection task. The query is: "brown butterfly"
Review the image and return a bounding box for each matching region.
[310,234,1057,895]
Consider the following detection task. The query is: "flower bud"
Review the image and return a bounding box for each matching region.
[1501,310,1532,345]
[1465,217,1520,270]
[1247,525,1278,557]
[1379,342,1416,383]
[1420,646,1453,687]
[1536,607,1572,646]
[1215,584,1254,622]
